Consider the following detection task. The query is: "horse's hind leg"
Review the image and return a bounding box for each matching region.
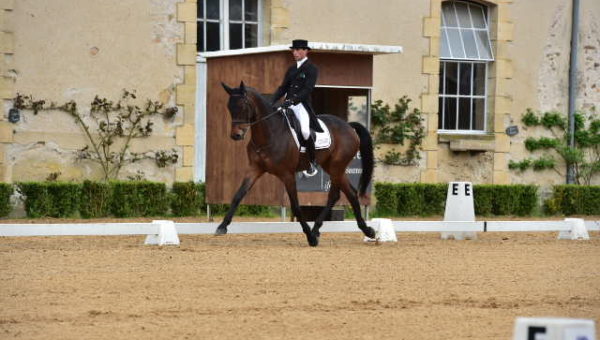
[312,184,340,238]
[215,169,264,235]
[281,174,319,247]
[339,176,376,239]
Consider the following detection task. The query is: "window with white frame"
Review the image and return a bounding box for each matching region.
[438,1,494,132]
[197,0,261,52]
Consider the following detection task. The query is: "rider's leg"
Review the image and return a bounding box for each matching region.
[291,104,317,174]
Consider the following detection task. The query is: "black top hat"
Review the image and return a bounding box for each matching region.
[290,39,311,50]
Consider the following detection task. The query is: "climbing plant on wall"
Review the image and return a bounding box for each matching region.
[509,108,600,185]
[370,96,424,166]
[13,90,179,181]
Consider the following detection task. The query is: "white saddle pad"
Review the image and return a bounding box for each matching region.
[286,117,331,152]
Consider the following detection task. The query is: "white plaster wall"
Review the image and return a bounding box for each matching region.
[8,0,184,182]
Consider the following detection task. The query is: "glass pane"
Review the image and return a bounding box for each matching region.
[245,0,258,21]
[473,63,486,96]
[438,97,444,129]
[229,23,242,49]
[475,30,493,60]
[348,96,368,126]
[470,4,486,28]
[197,22,205,52]
[446,28,465,59]
[455,2,471,28]
[462,29,479,59]
[440,28,451,58]
[445,62,458,95]
[198,0,204,19]
[207,0,220,20]
[473,98,485,130]
[459,63,472,95]
[458,98,471,130]
[229,0,242,20]
[244,24,258,47]
[444,97,457,130]
[207,22,220,51]
[442,2,457,27]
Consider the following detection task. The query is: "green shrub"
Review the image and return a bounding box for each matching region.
[375,183,446,216]
[79,180,111,218]
[237,205,275,216]
[374,182,537,217]
[374,183,399,215]
[473,185,494,216]
[421,183,447,216]
[17,182,81,218]
[545,185,600,215]
[0,183,13,217]
[171,182,205,216]
[110,181,169,217]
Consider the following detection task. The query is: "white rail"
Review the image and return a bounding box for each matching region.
[0,219,597,238]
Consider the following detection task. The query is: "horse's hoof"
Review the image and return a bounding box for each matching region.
[311,226,321,238]
[363,226,376,239]
[214,227,228,235]
[307,233,319,247]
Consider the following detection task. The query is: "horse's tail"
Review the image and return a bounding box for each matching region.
[349,122,374,197]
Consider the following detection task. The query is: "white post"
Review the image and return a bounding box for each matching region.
[441,181,477,240]
[144,220,180,246]
[513,317,595,340]
[364,218,397,243]
[559,218,590,240]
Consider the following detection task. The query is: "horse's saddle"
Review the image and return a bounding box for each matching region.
[284,111,331,152]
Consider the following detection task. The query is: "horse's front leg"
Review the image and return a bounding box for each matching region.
[215,169,264,235]
[281,174,319,247]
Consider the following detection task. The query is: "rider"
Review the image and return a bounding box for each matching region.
[272,39,323,176]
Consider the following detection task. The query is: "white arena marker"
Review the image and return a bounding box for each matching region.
[513,317,596,340]
[441,181,477,240]
[364,218,397,243]
[145,220,180,246]
[558,218,590,240]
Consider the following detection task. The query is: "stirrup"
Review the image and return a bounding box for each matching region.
[302,163,318,177]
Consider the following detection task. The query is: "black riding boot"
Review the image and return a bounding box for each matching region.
[304,134,318,177]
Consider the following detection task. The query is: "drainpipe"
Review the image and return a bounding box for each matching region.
[566,0,580,184]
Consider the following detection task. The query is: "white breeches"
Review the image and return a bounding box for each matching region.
[290,103,311,140]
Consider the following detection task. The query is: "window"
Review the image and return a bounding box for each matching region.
[438,1,493,132]
[197,0,261,52]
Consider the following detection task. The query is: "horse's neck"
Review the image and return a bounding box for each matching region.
[249,93,286,145]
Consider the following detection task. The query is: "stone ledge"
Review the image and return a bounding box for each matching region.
[448,139,495,152]
[438,133,496,152]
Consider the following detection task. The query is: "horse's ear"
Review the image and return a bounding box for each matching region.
[221,82,234,95]
[239,81,246,94]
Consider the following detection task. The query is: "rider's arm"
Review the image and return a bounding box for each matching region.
[272,67,293,105]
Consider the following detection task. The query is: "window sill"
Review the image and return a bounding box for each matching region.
[438,131,496,152]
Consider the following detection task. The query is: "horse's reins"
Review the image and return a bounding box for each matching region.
[231,94,287,153]
[231,95,284,128]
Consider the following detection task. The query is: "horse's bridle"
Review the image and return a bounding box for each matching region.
[230,94,283,128]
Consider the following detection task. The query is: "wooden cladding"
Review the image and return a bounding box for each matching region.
[205,51,373,205]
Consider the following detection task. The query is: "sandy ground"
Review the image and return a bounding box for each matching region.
[0,221,599,339]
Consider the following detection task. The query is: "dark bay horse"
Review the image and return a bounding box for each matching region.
[217,81,376,246]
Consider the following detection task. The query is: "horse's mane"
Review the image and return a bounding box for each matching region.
[245,87,274,111]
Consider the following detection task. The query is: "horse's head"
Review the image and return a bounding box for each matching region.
[222,81,255,141]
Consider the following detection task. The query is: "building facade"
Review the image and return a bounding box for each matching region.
[1,0,599,187]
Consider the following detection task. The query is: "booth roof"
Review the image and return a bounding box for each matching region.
[197,42,403,61]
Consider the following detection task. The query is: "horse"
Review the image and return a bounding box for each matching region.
[216,81,376,246]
